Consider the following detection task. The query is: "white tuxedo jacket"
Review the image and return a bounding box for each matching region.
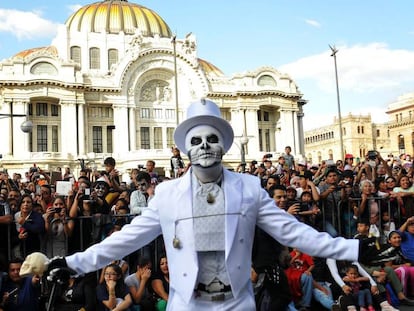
[67,168,359,303]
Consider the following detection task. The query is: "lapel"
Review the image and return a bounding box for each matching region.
[174,170,195,248]
[223,169,242,259]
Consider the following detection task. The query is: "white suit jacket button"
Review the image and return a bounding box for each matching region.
[183,273,187,277]
[239,238,244,243]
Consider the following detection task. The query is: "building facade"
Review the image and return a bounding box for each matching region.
[304,93,414,164]
[386,93,414,156]
[0,0,306,178]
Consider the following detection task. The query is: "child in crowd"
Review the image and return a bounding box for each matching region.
[343,265,375,311]
[96,263,132,311]
[354,219,370,240]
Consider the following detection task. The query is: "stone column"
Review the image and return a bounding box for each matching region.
[128,107,136,151]
[11,100,30,157]
[245,108,259,154]
[77,102,86,156]
[279,108,297,154]
[60,101,78,156]
[113,105,129,155]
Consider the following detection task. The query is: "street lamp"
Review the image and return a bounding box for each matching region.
[0,111,33,154]
[171,35,179,126]
[329,45,345,160]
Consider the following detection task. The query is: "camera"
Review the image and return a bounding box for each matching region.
[137,164,145,169]
[299,202,309,212]
[51,207,62,214]
[264,153,273,159]
[367,150,377,160]
[277,173,285,179]
[335,185,344,191]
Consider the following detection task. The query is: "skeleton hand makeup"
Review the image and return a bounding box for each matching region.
[185,125,224,182]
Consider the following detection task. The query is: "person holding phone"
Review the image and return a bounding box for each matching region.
[44,197,73,258]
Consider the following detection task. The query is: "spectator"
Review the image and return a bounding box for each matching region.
[344,154,355,171]
[145,161,158,186]
[318,167,348,237]
[0,257,41,311]
[151,255,169,311]
[170,147,185,178]
[283,146,295,171]
[13,194,45,258]
[96,263,132,311]
[285,248,314,310]
[398,217,414,265]
[385,230,414,298]
[326,259,398,311]
[130,172,153,216]
[44,196,74,258]
[264,175,280,191]
[103,157,122,197]
[125,256,155,311]
[342,264,374,311]
[391,175,414,218]
[296,170,320,202]
[54,273,97,311]
[252,185,293,310]
[0,195,14,261]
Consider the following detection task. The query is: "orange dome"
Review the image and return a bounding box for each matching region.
[66,0,172,37]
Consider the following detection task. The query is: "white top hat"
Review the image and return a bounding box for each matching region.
[174,98,234,154]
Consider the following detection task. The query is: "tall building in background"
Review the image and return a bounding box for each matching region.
[0,0,305,177]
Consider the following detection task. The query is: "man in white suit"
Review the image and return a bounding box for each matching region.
[53,99,364,310]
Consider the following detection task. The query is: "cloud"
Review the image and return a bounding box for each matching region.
[280,43,414,94]
[0,9,60,40]
[279,43,414,130]
[305,19,321,28]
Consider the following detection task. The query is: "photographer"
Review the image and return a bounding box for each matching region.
[318,167,348,237]
[44,197,73,257]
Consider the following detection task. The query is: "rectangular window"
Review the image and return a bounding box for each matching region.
[166,109,175,120]
[140,127,150,149]
[92,126,103,153]
[257,110,262,121]
[51,104,59,116]
[70,46,81,65]
[140,108,150,119]
[154,127,163,149]
[154,108,163,119]
[167,127,174,147]
[108,49,118,70]
[265,129,270,151]
[51,125,58,152]
[258,129,263,151]
[36,103,48,116]
[107,127,113,153]
[28,103,33,116]
[376,129,380,137]
[263,111,270,122]
[37,125,48,152]
[89,47,100,69]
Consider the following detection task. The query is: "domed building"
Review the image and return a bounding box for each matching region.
[0,0,306,178]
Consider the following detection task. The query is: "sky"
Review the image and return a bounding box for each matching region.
[1,0,414,130]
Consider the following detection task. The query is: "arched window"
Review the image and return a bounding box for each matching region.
[108,49,118,70]
[70,46,81,65]
[90,47,100,69]
[398,134,405,154]
[257,75,277,87]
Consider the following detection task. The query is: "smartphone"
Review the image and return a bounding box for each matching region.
[35,185,41,195]
[84,188,91,200]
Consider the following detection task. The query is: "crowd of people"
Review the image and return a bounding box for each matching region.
[0,146,413,311]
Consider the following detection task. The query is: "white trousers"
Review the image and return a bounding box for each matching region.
[166,282,256,311]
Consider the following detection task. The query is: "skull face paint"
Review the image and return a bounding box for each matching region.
[185,125,224,168]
